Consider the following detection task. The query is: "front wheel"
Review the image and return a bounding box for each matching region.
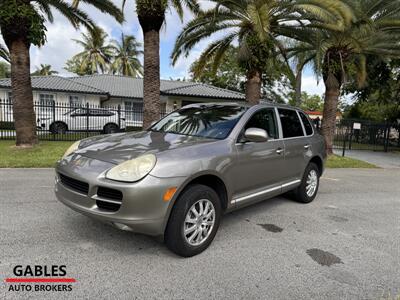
[165,184,221,257]
[50,122,67,134]
[294,163,320,203]
[103,123,119,134]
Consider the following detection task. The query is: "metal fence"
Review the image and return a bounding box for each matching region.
[334,119,400,153]
[0,99,168,141]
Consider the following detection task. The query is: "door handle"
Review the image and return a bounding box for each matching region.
[304,145,311,150]
[276,148,284,155]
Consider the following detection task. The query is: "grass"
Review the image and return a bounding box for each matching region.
[0,140,379,169]
[0,140,73,168]
[326,154,378,169]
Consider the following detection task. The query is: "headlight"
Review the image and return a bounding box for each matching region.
[62,141,81,159]
[106,154,156,183]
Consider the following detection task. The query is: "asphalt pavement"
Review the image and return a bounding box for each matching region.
[0,168,399,299]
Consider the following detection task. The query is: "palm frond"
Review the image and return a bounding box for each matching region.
[0,44,10,63]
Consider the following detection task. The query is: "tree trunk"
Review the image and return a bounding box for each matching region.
[321,72,341,155]
[9,38,37,146]
[295,68,302,107]
[245,70,261,105]
[142,29,161,128]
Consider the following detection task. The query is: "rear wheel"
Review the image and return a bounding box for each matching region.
[165,184,221,257]
[50,122,67,134]
[103,123,119,134]
[294,163,320,203]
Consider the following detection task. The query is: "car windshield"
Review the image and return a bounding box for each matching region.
[150,105,247,140]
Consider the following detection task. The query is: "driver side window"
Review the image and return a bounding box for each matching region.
[244,109,278,139]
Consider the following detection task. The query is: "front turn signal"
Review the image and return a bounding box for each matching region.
[163,187,177,202]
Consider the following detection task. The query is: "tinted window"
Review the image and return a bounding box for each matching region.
[278,109,304,138]
[299,112,313,135]
[89,109,113,116]
[151,105,247,140]
[70,108,87,117]
[244,109,278,139]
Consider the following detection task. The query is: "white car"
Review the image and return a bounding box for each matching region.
[37,108,126,134]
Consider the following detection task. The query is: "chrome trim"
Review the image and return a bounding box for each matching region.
[282,179,301,188]
[232,185,281,204]
[231,179,302,204]
[92,195,122,204]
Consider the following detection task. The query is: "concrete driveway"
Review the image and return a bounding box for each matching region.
[1,168,399,299]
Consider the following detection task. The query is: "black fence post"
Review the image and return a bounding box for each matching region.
[342,128,347,157]
[52,101,56,141]
[348,125,353,150]
[117,104,121,130]
[384,122,390,152]
[86,102,89,138]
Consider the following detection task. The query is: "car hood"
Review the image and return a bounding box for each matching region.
[75,131,216,165]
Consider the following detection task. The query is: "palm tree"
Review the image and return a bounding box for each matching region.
[71,27,114,75]
[289,0,400,154]
[0,0,123,147]
[172,0,352,105]
[110,33,143,77]
[123,0,200,128]
[0,43,10,63]
[32,64,58,76]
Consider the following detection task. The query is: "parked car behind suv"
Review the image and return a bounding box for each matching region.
[55,103,326,257]
[37,107,125,134]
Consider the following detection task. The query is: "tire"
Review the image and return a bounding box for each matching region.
[50,122,67,134]
[165,184,222,257]
[294,162,320,203]
[103,123,119,134]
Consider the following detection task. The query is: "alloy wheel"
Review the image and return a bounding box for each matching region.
[183,199,215,246]
[306,169,318,197]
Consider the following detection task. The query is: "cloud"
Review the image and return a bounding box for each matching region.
[301,75,325,96]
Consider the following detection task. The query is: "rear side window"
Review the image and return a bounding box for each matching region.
[299,112,314,135]
[244,109,279,139]
[278,109,304,138]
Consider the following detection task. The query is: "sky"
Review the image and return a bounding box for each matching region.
[2,0,325,96]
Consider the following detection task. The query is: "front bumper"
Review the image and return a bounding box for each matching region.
[55,154,186,236]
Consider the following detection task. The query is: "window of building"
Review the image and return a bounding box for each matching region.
[299,111,314,136]
[39,93,55,114]
[124,101,143,121]
[69,95,83,108]
[278,109,304,138]
[7,91,12,103]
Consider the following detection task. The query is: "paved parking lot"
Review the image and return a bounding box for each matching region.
[1,168,399,299]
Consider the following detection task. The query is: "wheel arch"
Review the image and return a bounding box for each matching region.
[162,172,229,238]
[49,121,68,132]
[103,122,119,129]
[309,155,324,176]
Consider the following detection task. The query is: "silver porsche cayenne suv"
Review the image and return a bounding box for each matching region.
[55,103,326,257]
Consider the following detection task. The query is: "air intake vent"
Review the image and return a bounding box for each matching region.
[97,187,123,201]
[59,173,89,194]
[96,187,123,212]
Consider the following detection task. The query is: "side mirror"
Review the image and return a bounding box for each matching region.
[244,128,269,143]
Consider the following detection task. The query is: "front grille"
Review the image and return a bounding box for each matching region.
[97,187,123,201]
[96,200,121,212]
[58,173,89,194]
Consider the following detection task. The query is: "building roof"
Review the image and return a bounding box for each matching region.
[0,76,106,95]
[305,110,342,117]
[70,74,245,100]
[0,74,245,101]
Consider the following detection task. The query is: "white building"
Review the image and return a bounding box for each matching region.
[0,74,246,122]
